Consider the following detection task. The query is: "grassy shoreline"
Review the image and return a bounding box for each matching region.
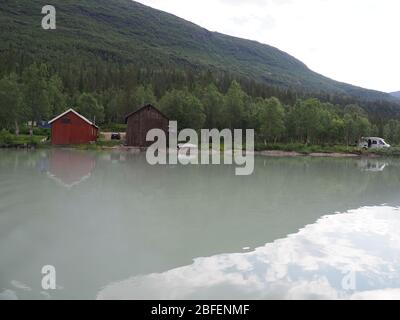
[2,133,400,157]
[255,143,400,157]
[0,133,47,149]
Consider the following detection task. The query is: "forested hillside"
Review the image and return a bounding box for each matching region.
[1,0,399,106]
[1,0,400,146]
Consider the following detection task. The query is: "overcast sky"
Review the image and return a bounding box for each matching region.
[136,0,400,93]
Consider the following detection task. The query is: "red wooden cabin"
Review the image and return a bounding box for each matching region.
[49,109,99,145]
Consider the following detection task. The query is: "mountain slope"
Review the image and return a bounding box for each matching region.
[0,0,398,107]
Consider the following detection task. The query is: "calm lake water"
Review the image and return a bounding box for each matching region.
[1,149,400,300]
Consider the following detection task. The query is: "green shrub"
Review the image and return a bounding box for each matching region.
[369,147,400,157]
[0,129,13,145]
[34,127,50,136]
[19,125,50,136]
[96,140,123,147]
[100,123,127,132]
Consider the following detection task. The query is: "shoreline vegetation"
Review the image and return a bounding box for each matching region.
[3,64,400,155]
[1,131,399,158]
[2,63,400,158]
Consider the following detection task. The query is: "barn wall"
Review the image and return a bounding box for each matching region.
[126,107,169,147]
[51,112,98,145]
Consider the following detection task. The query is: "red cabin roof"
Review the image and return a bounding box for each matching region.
[49,108,99,129]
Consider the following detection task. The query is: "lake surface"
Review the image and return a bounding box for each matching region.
[1,149,400,300]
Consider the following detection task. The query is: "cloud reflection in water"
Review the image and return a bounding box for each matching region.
[98,206,400,300]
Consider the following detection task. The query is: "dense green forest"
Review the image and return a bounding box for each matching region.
[2,62,400,146]
[1,0,400,146]
[1,0,400,108]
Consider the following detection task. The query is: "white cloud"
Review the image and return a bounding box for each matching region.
[136,0,400,92]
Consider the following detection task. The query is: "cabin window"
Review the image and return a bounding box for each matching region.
[372,140,377,145]
[61,117,71,124]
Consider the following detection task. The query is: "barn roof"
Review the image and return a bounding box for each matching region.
[124,104,169,124]
[48,108,99,129]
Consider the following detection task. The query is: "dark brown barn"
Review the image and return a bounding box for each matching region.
[49,109,99,145]
[125,104,169,147]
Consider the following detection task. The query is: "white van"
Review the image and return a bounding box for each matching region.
[359,137,391,149]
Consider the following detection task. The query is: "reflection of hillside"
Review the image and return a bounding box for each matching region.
[46,149,96,188]
[87,156,400,262]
